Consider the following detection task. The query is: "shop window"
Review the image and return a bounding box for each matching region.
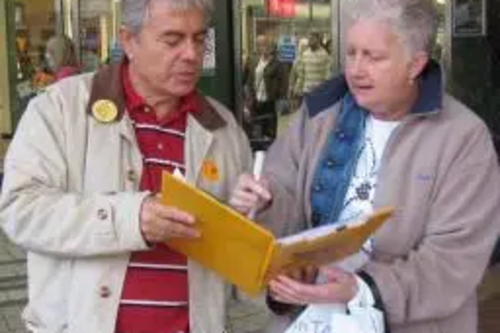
[10,0,59,125]
[78,0,120,71]
[78,0,121,71]
[239,0,336,150]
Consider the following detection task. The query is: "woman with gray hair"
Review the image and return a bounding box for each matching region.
[230,0,500,332]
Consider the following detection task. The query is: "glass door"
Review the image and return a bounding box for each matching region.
[66,0,120,72]
[235,0,338,150]
[0,0,60,131]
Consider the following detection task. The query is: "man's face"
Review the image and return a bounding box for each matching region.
[345,19,416,115]
[308,34,320,49]
[123,1,207,98]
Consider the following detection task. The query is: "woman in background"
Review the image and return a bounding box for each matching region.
[45,34,80,81]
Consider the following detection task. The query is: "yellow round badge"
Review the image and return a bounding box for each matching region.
[92,100,118,123]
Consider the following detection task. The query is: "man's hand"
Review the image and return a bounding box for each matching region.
[229,174,273,216]
[269,267,358,305]
[139,196,200,243]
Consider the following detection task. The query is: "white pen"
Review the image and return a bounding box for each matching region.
[247,150,266,220]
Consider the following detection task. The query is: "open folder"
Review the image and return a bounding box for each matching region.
[161,172,394,295]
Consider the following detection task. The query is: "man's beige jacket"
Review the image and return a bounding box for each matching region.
[0,66,252,333]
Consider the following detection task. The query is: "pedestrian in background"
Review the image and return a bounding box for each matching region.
[45,34,80,81]
[291,31,332,99]
[244,35,287,141]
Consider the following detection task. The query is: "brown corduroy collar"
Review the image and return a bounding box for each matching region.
[85,62,227,131]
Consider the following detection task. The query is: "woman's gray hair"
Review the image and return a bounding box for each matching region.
[346,0,438,56]
[122,0,214,34]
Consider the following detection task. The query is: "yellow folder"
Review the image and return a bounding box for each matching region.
[161,172,394,295]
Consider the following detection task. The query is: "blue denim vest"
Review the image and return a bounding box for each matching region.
[306,60,442,227]
[310,94,367,227]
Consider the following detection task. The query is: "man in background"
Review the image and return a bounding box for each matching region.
[292,31,332,99]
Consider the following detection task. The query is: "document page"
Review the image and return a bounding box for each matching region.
[277,223,347,246]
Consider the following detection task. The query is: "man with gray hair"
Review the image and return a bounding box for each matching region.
[0,0,252,332]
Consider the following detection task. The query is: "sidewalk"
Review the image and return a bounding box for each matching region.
[0,231,28,333]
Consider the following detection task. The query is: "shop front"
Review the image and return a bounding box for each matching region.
[0,0,121,134]
[0,0,232,137]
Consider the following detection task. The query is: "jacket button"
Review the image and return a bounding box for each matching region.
[127,169,138,182]
[99,286,112,298]
[313,184,323,192]
[326,159,336,168]
[336,131,347,140]
[97,209,108,220]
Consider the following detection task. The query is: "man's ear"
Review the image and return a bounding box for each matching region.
[408,51,430,81]
[119,25,138,60]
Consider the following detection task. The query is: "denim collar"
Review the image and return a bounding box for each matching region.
[305,60,444,118]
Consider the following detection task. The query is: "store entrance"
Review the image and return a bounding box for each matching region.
[235,0,339,150]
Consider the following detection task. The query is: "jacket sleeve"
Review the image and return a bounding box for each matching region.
[363,123,500,325]
[0,92,150,258]
[258,107,309,237]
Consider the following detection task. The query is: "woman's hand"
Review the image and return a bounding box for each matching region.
[269,267,359,305]
[229,174,272,216]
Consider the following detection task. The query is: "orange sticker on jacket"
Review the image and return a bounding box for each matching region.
[202,160,220,182]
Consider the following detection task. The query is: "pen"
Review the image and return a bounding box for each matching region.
[248,150,265,220]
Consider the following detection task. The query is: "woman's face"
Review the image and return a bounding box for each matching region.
[45,51,57,71]
[345,19,416,116]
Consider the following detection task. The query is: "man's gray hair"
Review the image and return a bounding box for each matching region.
[122,0,214,34]
[346,0,438,56]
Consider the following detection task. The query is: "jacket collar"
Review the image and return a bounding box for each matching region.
[305,60,444,118]
[85,61,227,131]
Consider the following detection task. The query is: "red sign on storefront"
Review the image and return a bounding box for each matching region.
[268,0,296,18]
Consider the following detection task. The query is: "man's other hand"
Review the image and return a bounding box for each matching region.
[139,196,200,243]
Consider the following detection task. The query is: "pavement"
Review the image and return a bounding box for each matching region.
[0,231,28,333]
[0,228,498,333]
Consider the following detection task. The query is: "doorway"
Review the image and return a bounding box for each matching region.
[234,0,339,150]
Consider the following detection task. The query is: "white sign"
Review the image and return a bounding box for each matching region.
[452,0,487,37]
[203,28,216,75]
